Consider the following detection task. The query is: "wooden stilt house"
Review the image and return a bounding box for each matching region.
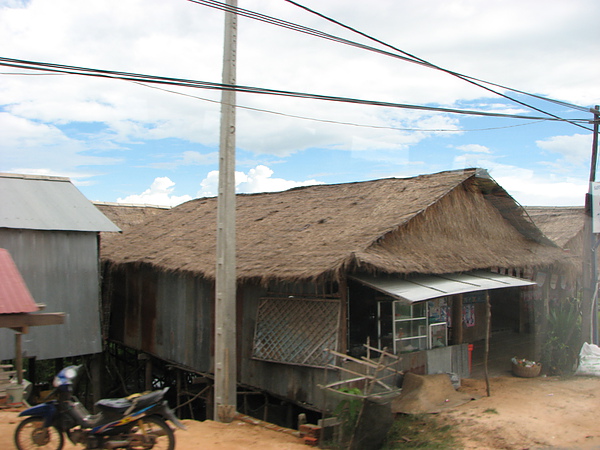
[100,168,572,413]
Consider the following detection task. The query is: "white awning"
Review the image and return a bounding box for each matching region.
[350,270,536,303]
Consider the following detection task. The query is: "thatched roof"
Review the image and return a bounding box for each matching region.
[525,206,584,255]
[101,168,569,283]
[94,202,170,234]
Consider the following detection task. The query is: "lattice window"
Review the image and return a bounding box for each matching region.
[252,297,341,367]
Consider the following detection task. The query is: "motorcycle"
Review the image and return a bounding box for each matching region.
[14,365,186,450]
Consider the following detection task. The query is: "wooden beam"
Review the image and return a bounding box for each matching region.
[453,294,464,344]
[0,313,65,328]
[484,291,491,397]
[16,332,23,384]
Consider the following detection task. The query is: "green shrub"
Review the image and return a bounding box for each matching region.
[382,414,457,449]
[542,296,581,375]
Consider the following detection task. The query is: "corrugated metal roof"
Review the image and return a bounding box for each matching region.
[0,248,39,314]
[0,173,120,232]
[351,270,536,303]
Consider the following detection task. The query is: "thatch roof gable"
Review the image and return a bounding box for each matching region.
[525,206,584,249]
[94,202,170,232]
[355,182,564,274]
[101,168,566,282]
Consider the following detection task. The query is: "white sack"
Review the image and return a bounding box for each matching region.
[575,342,600,376]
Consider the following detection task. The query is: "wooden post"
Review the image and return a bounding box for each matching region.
[90,353,103,408]
[452,294,463,345]
[339,277,348,354]
[28,357,36,387]
[484,291,491,397]
[176,370,182,418]
[15,332,23,385]
[214,0,238,423]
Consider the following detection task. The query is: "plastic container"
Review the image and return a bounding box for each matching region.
[6,383,24,405]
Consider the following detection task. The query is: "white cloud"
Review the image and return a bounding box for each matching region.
[2,0,598,166]
[536,133,592,167]
[456,144,491,154]
[197,165,323,197]
[463,161,586,206]
[148,150,219,170]
[117,177,192,207]
[0,0,598,204]
[0,112,121,175]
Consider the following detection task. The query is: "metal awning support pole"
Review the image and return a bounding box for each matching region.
[484,291,491,397]
[214,0,238,423]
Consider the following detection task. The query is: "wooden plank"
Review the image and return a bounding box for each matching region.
[322,376,370,389]
[0,313,65,328]
[362,343,401,360]
[326,349,380,369]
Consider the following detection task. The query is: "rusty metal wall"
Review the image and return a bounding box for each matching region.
[105,268,343,410]
[0,228,103,360]
[105,264,213,373]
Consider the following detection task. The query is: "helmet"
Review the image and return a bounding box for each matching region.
[53,365,81,389]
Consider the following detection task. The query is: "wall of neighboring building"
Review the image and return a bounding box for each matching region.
[103,266,344,411]
[0,229,103,360]
[103,263,213,373]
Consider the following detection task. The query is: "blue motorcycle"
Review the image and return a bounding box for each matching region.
[14,365,186,450]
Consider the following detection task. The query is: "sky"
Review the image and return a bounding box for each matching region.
[1,0,599,207]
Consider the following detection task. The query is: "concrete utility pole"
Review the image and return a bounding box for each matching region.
[583,106,600,346]
[214,0,238,423]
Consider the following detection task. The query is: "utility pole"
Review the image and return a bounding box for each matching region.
[214,0,237,423]
[583,105,599,346]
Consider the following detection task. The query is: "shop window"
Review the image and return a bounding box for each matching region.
[378,299,450,354]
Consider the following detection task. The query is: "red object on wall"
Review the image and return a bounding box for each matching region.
[0,248,39,314]
[468,343,474,372]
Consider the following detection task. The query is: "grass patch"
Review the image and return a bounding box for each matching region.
[382,414,459,449]
[484,408,498,414]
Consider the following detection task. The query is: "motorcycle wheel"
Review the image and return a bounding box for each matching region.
[14,417,64,450]
[127,416,175,450]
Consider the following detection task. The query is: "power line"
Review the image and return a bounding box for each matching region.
[0,68,557,132]
[0,57,590,124]
[132,79,551,132]
[184,0,592,130]
[283,1,591,112]
[283,0,594,129]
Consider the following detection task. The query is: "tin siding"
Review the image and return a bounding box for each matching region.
[0,228,103,360]
[106,265,212,373]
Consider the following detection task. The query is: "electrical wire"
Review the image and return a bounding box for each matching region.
[1,68,546,132]
[0,57,590,124]
[282,1,592,113]
[184,0,592,130]
[132,79,551,132]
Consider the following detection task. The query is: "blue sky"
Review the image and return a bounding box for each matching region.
[1,0,599,206]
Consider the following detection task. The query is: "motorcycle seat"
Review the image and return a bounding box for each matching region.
[95,388,168,413]
[95,397,132,413]
[131,388,168,410]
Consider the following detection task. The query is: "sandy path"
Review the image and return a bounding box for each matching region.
[438,375,600,449]
[2,375,600,449]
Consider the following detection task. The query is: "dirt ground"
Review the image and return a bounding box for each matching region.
[437,375,600,449]
[1,375,600,449]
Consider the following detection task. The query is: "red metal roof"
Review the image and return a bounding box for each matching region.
[0,248,39,314]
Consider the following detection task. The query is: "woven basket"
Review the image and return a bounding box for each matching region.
[512,362,542,378]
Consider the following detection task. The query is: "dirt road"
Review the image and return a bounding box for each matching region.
[438,375,600,449]
[1,375,599,449]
